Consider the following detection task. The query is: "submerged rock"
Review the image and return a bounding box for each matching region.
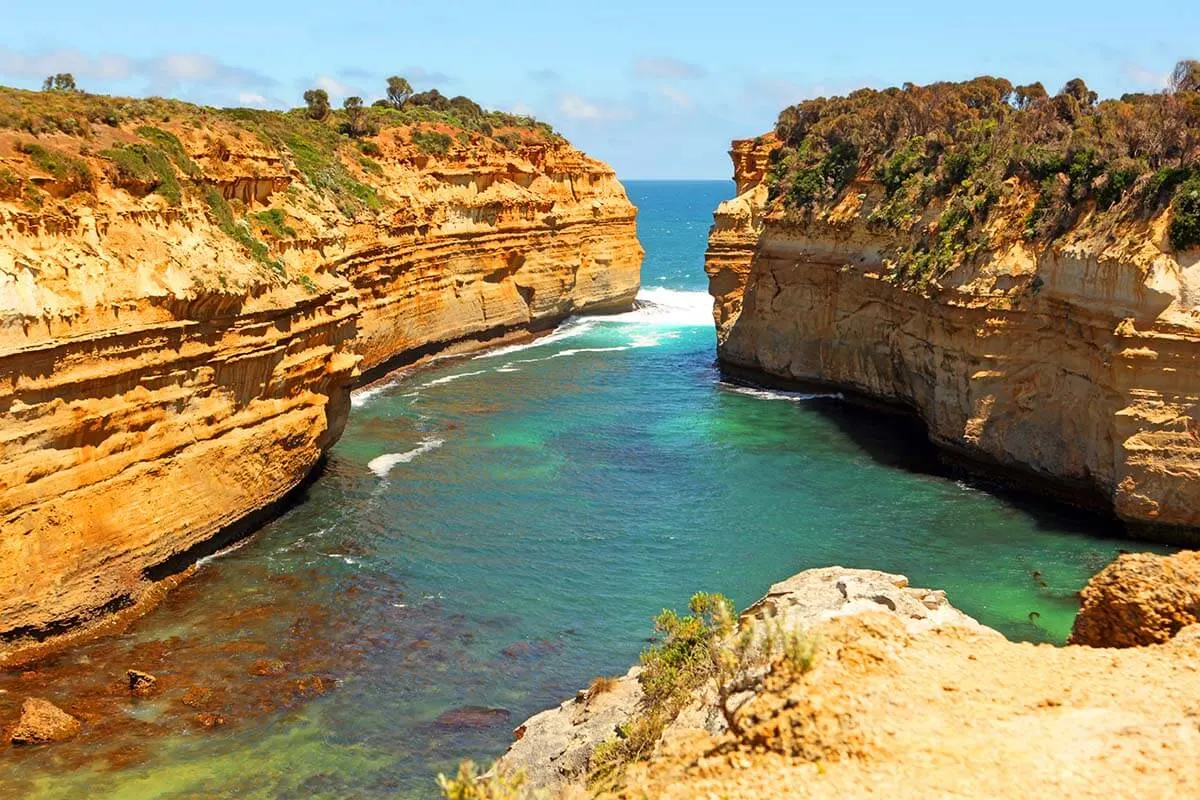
[127,670,158,697]
[8,698,81,745]
[433,706,512,730]
[1070,550,1200,647]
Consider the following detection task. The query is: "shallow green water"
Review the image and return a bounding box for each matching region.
[0,181,1169,799]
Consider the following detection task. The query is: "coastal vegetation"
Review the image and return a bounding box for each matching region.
[768,60,1200,288]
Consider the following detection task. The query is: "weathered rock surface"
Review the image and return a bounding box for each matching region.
[498,567,985,792]
[0,93,641,663]
[8,697,81,745]
[507,566,1200,799]
[1070,550,1200,647]
[707,136,1200,540]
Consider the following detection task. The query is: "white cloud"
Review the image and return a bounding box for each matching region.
[508,100,536,116]
[314,75,357,99]
[1122,63,1169,90]
[633,57,706,81]
[237,91,269,107]
[557,94,632,122]
[658,85,694,110]
[0,46,277,93]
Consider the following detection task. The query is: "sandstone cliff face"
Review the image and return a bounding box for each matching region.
[0,97,641,663]
[707,136,1200,539]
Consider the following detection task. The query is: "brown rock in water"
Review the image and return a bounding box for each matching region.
[8,698,82,745]
[434,706,512,730]
[1070,551,1200,647]
[250,658,287,677]
[180,687,216,710]
[192,712,226,729]
[127,670,158,697]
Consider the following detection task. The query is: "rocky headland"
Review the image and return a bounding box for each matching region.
[0,87,642,664]
[497,557,1200,799]
[706,75,1200,540]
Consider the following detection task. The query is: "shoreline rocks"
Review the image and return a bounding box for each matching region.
[8,698,81,745]
[1070,550,1200,647]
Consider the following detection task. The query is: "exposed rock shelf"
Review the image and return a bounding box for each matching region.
[706,136,1200,541]
[0,96,642,663]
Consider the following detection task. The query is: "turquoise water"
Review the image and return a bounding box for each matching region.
[0,181,1169,798]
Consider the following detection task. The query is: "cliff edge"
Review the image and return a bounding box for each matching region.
[0,87,642,663]
[706,76,1200,540]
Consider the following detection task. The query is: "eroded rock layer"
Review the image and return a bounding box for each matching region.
[0,101,641,662]
[707,136,1200,538]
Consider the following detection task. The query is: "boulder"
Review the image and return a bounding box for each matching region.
[127,670,158,697]
[1070,551,1200,647]
[8,697,81,745]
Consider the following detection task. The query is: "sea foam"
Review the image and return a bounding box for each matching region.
[367,437,445,477]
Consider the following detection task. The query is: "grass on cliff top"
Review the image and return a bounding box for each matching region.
[767,63,1200,289]
[98,143,183,205]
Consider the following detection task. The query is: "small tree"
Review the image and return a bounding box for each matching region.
[1060,78,1098,108]
[1171,60,1200,95]
[303,89,330,120]
[1012,82,1048,111]
[42,73,78,92]
[386,76,413,109]
[343,96,366,137]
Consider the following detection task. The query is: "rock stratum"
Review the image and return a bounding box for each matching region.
[501,563,1200,799]
[0,88,641,664]
[706,85,1200,540]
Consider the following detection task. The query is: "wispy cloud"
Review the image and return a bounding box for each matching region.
[1122,62,1170,90]
[633,57,706,81]
[0,46,277,93]
[528,68,560,83]
[556,93,633,122]
[657,85,694,110]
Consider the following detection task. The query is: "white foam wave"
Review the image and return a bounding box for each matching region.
[720,383,844,403]
[367,437,445,477]
[603,287,713,327]
[552,346,630,358]
[419,370,489,389]
[352,378,402,408]
[472,319,597,360]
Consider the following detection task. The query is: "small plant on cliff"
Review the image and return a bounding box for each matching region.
[252,208,297,239]
[99,143,182,205]
[0,167,21,201]
[588,593,734,788]
[203,187,286,278]
[1170,175,1200,250]
[15,141,93,194]
[437,761,527,800]
[135,126,200,177]
[411,129,453,155]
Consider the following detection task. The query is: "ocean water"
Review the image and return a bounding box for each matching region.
[0,180,1170,798]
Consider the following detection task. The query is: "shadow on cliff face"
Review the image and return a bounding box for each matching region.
[718,368,1127,543]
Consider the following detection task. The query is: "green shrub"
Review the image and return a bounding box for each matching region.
[99,144,182,204]
[252,207,297,238]
[204,187,285,277]
[135,126,199,177]
[15,141,93,193]
[0,167,21,200]
[1170,176,1200,251]
[411,129,453,155]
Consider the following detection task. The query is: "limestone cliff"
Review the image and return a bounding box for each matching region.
[500,566,1200,799]
[0,89,641,663]
[707,132,1200,540]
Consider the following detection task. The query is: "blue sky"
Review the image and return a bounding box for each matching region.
[2,1,1196,178]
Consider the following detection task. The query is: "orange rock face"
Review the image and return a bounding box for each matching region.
[707,136,1200,540]
[0,95,642,663]
[1070,550,1200,647]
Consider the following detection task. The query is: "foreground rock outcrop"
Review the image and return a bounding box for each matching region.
[706,86,1200,541]
[1070,549,1200,647]
[0,88,641,663]
[503,565,1200,799]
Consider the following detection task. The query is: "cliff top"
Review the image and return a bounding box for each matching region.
[759,62,1200,290]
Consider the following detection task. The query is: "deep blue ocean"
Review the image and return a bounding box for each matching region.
[0,181,1167,799]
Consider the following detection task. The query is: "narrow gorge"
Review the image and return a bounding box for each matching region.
[0,88,642,664]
